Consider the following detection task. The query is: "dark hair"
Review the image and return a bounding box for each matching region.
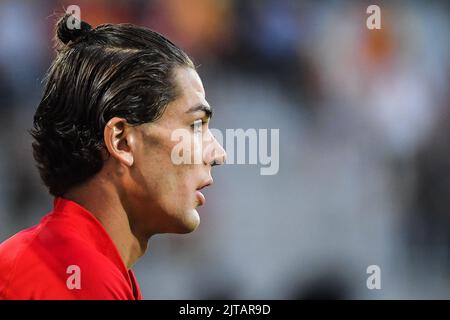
[31,14,194,196]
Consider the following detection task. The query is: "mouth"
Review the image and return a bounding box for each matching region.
[195,179,213,207]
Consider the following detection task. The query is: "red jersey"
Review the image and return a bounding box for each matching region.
[0,197,142,300]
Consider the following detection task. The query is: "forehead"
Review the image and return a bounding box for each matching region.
[174,67,205,100]
[163,67,208,119]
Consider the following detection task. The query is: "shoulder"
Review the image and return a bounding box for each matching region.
[0,219,133,300]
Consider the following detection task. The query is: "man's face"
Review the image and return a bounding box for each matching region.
[124,67,226,236]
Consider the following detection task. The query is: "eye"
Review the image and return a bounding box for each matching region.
[191,119,207,132]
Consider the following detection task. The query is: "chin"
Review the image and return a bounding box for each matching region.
[173,208,200,234]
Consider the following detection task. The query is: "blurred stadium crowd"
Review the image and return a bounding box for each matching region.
[0,0,449,299]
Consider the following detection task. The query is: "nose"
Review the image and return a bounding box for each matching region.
[204,131,226,167]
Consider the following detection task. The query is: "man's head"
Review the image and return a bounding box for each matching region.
[31,15,226,236]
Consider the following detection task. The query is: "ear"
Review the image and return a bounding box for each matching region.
[104,117,134,167]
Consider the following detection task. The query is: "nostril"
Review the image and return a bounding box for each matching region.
[210,157,225,167]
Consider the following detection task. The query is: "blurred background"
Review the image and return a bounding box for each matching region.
[0,0,449,299]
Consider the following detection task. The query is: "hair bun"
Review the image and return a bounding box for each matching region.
[57,14,92,44]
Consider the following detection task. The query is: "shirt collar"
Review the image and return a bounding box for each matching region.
[52,197,131,282]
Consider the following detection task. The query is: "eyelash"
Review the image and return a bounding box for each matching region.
[191,119,207,130]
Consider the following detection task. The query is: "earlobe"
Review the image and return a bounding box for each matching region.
[104,117,134,167]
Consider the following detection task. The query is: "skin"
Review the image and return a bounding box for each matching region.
[64,67,226,268]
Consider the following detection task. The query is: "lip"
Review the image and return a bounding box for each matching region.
[195,178,213,207]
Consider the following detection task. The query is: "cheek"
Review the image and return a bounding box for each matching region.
[139,143,195,200]
[168,167,196,199]
[149,170,196,218]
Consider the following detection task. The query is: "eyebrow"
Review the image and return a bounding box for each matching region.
[185,104,213,119]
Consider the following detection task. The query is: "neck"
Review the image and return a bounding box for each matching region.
[64,178,147,269]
